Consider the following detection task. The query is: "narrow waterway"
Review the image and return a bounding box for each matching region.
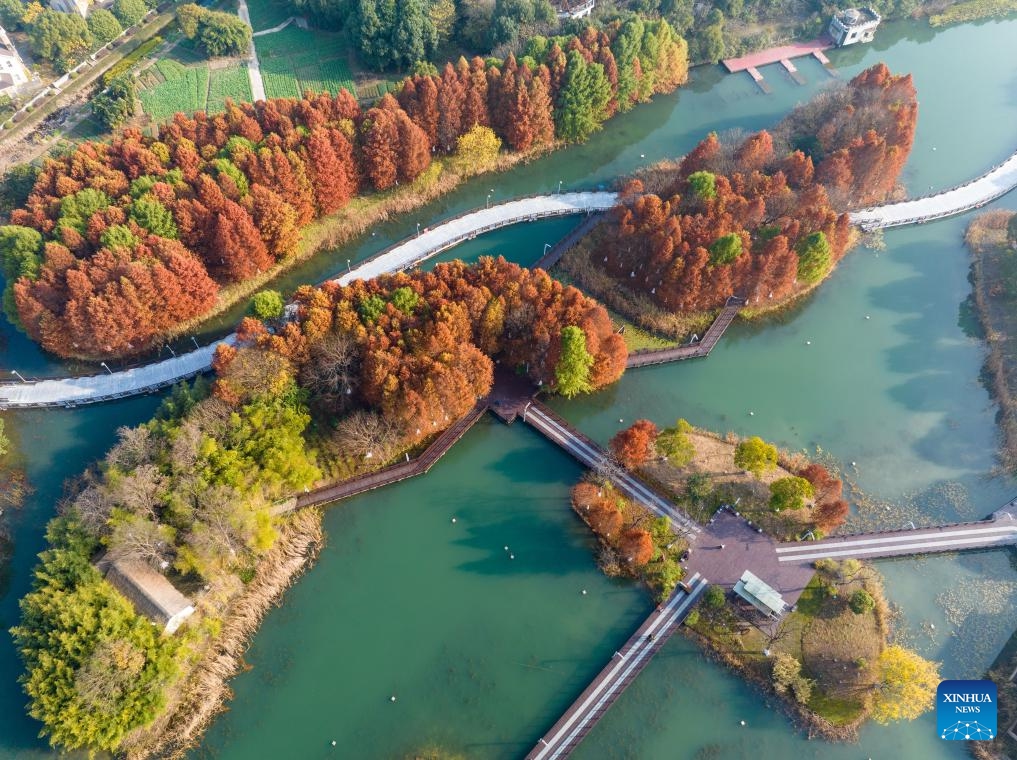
[0,15,1016,760]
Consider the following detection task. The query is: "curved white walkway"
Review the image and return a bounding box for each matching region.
[850,149,1017,230]
[0,192,616,409]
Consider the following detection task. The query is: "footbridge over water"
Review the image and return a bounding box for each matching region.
[3,145,1017,410]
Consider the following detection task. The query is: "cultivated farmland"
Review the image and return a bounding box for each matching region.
[207,66,253,113]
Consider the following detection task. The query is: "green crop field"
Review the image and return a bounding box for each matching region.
[139,65,210,122]
[246,0,292,32]
[253,26,357,100]
[207,66,253,113]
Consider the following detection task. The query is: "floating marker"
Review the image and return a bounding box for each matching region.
[451,517,457,524]
[749,411,754,416]
[740,720,746,726]
[510,553,515,560]
[619,418,624,423]
[851,461,857,467]
[332,740,337,747]
[390,695,397,702]
[806,340,811,345]
[582,589,588,595]
[865,315,871,320]
[504,545,509,551]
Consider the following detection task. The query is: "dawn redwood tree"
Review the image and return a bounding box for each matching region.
[610,419,659,470]
[554,325,594,398]
[361,107,400,191]
[618,528,654,566]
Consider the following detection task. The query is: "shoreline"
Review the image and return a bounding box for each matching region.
[119,508,325,760]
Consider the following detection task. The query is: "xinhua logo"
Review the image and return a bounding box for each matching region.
[937,680,997,741]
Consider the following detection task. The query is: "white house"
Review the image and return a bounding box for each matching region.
[49,0,91,17]
[104,559,197,635]
[828,7,881,47]
[556,0,595,20]
[0,27,28,96]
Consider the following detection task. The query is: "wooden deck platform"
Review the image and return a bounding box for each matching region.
[780,58,806,85]
[722,38,832,73]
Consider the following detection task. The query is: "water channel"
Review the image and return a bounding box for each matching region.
[1,14,1017,760]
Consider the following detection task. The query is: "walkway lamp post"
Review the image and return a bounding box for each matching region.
[100,362,113,375]
[544,243,552,256]
[416,222,420,237]
[558,180,563,193]
[10,369,26,383]
[486,192,492,209]
[347,258,352,272]
[191,336,199,349]
[165,344,176,358]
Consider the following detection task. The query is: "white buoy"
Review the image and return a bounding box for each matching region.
[510,553,515,560]
[504,545,509,551]
[930,623,935,629]
[619,418,624,423]
[740,720,746,726]
[640,154,646,158]
[865,315,870,320]
[390,695,397,702]
[582,589,588,595]
[806,340,811,345]
[451,517,457,524]
[332,740,337,747]
[851,461,857,467]
[749,411,754,416]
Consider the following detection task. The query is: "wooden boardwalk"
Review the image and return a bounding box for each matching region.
[533,212,604,271]
[525,574,708,760]
[722,39,832,73]
[293,401,489,509]
[626,297,745,368]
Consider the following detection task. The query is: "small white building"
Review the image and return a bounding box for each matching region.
[556,0,595,20]
[828,7,881,47]
[105,559,197,635]
[49,0,90,17]
[0,27,28,96]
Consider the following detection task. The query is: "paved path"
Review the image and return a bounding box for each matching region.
[850,149,1017,230]
[524,573,708,760]
[520,401,701,537]
[775,512,1017,563]
[252,17,296,36]
[235,0,266,101]
[0,193,615,409]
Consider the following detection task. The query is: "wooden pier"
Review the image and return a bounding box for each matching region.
[525,574,708,760]
[626,297,744,368]
[779,58,806,85]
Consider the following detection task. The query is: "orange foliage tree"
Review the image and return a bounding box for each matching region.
[610,419,659,469]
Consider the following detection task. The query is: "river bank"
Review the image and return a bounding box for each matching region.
[965,210,1017,471]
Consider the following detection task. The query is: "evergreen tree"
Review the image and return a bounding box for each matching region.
[554,325,594,397]
[554,50,611,143]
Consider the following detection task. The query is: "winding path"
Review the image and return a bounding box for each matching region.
[4,143,1017,411]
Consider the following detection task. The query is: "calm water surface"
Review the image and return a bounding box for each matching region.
[1,15,1017,760]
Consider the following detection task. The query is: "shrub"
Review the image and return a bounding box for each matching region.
[849,588,875,615]
[249,289,285,320]
[769,476,814,512]
[733,436,778,476]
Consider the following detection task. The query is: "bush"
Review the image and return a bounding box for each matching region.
[704,584,725,609]
[656,418,695,467]
[769,476,813,512]
[249,289,285,320]
[733,436,777,477]
[849,588,875,615]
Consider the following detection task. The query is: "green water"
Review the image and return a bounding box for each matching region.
[1,15,1017,760]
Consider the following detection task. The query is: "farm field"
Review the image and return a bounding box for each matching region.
[138,59,209,122]
[246,0,291,31]
[207,66,253,113]
[254,26,357,100]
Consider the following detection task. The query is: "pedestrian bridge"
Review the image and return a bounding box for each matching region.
[3,147,1017,410]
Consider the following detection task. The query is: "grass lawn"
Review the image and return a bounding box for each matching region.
[207,65,253,113]
[254,27,357,99]
[246,0,292,31]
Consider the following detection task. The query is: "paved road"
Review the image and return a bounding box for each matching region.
[525,573,708,760]
[850,148,1017,229]
[521,402,700,537]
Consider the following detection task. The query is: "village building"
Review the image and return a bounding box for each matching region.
[49,0,91,17]
[828,7,881,47]
[104,559,197,635]
[0,27,29,96]
[556,0,595,20]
